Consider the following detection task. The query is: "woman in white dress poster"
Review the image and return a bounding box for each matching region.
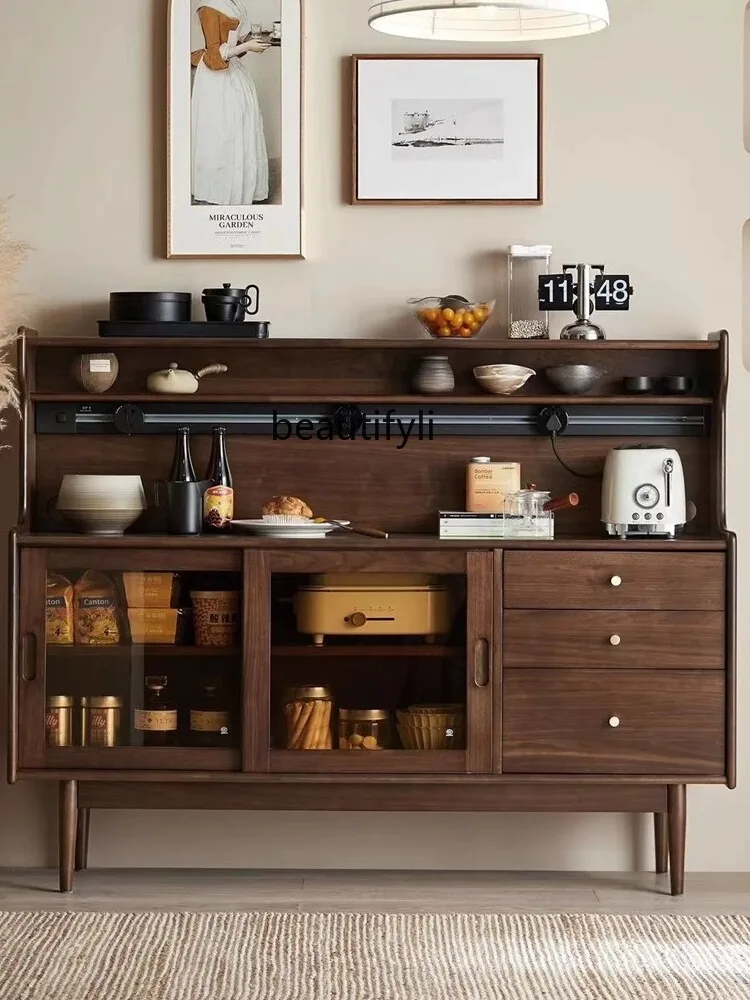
[191,1,270,206]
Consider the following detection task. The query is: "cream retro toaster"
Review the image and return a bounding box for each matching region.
[601,445,687,539]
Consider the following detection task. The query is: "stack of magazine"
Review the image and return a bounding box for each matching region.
[438,511,554,541]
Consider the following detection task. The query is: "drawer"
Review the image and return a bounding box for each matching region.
[504,611,725,670]
[503,670,725,775]
[504,552,725,611]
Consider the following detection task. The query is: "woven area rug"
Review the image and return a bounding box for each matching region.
[1,911,749,999]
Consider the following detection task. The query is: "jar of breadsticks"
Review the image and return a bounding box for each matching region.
[284,686,333,751]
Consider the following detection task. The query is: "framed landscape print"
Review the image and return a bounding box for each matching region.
[352,54,543,206]
[168,0,303,258]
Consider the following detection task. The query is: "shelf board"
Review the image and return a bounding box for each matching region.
[47,644,241,658]
[25,337,721,351]
[31,393,714,406]
[272,643,463,658]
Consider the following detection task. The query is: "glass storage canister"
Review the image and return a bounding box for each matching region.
[339,709,391,751]
[284,685,333,750]
[508,244,552,340]
[46,696,73,747]
[81,696,123,747]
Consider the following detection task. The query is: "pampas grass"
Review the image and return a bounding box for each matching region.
[0,201,27,431]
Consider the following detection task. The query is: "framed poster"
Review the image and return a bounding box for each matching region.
[352,54,543,206]
[168,0,303,258]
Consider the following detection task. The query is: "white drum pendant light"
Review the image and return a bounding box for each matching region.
[368,1,610,42]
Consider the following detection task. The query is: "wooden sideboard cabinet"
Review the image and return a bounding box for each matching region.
[9,333,736,894]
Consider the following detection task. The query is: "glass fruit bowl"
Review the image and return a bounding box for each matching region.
[408,295,495,339]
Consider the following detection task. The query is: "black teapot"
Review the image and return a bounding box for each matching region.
[202,283,260,323]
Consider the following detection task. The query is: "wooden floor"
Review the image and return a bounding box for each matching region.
[1,870,750,913]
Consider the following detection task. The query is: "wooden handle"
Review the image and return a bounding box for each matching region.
[543,493,580,513]
[196,364,228,379]
[349,525,389,539]
[327,518,389,539]
[473,638,490,688]
[21,633,37,682]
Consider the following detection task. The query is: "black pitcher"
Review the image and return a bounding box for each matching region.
[154,480,212,535]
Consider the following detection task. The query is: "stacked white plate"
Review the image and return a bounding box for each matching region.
[232,516,350,539]
[57,475,146,535]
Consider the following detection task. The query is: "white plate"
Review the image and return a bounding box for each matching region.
[231,520,350,539]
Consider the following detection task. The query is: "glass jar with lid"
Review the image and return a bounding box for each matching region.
[284,685,333,750]
[508,244,552,339]
[339,709,391,751]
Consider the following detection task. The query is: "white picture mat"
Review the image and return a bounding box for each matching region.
[356,58,540,202]
[168,0,303,257]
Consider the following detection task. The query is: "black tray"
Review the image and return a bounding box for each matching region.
[98,321,270,339]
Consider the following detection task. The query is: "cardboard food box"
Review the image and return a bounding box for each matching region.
[123,572,180,609]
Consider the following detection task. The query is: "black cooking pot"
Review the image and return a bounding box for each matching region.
[110,292,191,323]
[202,283,260,319]
[202,295,245,323]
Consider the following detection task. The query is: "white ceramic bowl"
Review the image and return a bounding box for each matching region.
[57,475,146,511]
[473,365,536,396]
[56,507,144,536]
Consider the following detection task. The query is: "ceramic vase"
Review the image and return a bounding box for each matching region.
[413,355,455,395]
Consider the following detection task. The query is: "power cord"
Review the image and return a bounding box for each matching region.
[537,406,602,481]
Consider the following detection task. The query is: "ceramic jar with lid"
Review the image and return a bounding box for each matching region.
[413,355,455,395]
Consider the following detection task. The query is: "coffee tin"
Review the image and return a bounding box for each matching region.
[46,696,74,747]
[81,696,123,748]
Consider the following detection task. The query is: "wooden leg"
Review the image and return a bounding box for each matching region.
[654,812,669,874]
[667,784,686,896]
[58,780,77,893]
[75,808,91,872]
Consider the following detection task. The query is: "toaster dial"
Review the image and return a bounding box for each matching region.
[635,484,660,509]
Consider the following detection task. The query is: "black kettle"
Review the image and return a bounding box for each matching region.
[202,283,260,323]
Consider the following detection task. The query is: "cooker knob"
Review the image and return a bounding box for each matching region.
[349,612,367,628]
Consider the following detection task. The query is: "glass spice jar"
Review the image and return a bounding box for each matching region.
[508,244,552,339]
[46,696,73,747]
[284,685,333,750]
[339,709,391,751]
[81,696,123,748]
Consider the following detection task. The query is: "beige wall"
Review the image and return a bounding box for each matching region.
[0,0,748,870]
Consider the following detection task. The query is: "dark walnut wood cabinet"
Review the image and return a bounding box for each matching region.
[9,332,735,894]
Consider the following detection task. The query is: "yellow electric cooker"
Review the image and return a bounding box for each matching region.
[293,574,453,646]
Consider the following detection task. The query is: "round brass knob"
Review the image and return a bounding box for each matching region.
[610,575,622,587]
[609,635,621,646]
[349,612,367,628]
[608,716,621,728]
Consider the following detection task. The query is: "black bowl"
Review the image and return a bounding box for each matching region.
[623,376,655,394]
[661,376,693,394]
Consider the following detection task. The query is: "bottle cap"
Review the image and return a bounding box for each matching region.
[470,457,492,463]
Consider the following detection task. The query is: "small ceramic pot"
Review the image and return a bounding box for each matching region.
[71,353,119,393]
[413,355,455,395]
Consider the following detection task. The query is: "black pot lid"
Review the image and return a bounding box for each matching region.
[203,283,244,297]
[110,291,192,300]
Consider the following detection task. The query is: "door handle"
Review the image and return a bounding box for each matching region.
[21,632,38,682]
[473,638,491,688]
